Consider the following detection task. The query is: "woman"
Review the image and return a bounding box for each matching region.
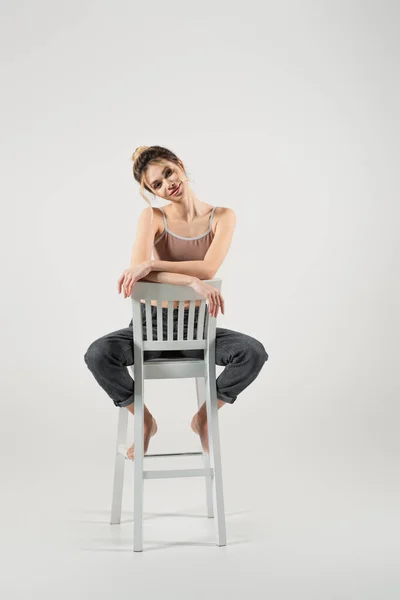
[84,145,268,459]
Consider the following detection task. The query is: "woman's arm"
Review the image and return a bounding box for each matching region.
[145,260,210,279]
[141,271,198,286]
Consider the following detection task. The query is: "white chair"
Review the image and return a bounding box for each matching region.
[110,278,227,552]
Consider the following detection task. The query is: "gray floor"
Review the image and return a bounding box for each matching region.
[2,431,399,600]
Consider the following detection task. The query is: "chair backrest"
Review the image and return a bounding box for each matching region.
[130,279,222,352]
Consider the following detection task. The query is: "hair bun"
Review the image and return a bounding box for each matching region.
[132,146,150,164]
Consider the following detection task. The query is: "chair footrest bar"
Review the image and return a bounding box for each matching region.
[145,452,203,458]
[143,468,214,479]
[118,450,203,458]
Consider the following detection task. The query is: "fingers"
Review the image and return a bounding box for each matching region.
[215,292,224,317]
[212,293,219,317]
[124,276,137,298]
[117,273,125,294]
[215,292,223,317]
[216,293,222,317]
[117,270,138,297]
[122,274,131,298]
[220,293,225,315]
[118,270,130,295]
[208,291,224,317]
[117,271,137,298]
[208,294,214,317]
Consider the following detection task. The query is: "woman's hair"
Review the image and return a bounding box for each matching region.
[131,145,187,207]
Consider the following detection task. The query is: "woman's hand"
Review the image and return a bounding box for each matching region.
[117,262,152,298]
[189,279,225,317]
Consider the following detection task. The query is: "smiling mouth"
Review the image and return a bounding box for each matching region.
[171,184,181,196]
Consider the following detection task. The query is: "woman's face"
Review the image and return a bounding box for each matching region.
[145,160,186,201]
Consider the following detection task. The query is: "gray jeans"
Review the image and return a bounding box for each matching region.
[84,304,268,408]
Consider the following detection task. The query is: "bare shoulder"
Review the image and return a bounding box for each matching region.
[138,205,163,238]
[151,205,163,228]
[213,206,236,232]
[134,205,164,242]
[214,206,236,219]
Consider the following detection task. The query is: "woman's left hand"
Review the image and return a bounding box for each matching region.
[117,262,152,298]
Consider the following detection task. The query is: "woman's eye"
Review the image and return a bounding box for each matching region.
[154,169,172,189]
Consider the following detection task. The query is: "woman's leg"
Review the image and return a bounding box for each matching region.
[191,327,269,452]
[214,327,269,404]
[83,323,160,459]
[84,325,142,408]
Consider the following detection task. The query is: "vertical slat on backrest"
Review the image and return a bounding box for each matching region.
[132,298,144,355]
[196,300,206,340]
[204,304,210,340]
[177,301,184,340]
[145,301,152,341]
[167,301,173,341]
[156,302,162,341]
[187,301,195,341]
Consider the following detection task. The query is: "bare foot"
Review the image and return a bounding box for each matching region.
[191,413,209,454]
[126,417,158,460]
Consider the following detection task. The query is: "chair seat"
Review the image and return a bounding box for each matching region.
[137,358,206,379]
[144,357,202,363]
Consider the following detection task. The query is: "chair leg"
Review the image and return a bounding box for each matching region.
[110,407,129,524]
[133,371,145,552]
[195,377,214,518]
[204,368,227,546]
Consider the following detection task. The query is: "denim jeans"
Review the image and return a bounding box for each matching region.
[84,304,268,408]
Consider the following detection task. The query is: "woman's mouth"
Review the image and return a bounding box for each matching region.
[171,183,181,196]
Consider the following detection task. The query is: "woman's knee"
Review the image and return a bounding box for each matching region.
[244,337,269,367]
[84,339,107,372]
[258,340,269,363]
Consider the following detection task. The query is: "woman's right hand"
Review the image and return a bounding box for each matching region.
[189,279,225,317]
[117,262,152,298]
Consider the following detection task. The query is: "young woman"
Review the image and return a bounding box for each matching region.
[84,145,268,459]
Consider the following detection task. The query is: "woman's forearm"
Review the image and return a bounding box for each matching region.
[141,271,199,286]
[146,259,211,280]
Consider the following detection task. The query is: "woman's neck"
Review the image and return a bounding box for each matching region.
[168,193,211,223]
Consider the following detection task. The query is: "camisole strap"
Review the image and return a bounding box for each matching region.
[209,206,216,230]
[156,205,216,236]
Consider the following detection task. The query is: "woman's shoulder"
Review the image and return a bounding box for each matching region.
[214,205,236,224]
[137,205,164,239]
[214,206,235,217]
[150,206,165,238]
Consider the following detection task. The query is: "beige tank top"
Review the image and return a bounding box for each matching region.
[144,206,217,309]
[153,206,216,261]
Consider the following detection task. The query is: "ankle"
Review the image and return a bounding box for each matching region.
[196,408,207,424]
[144,407,154,424]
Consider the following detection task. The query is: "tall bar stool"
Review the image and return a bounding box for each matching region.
[110,279,227,552]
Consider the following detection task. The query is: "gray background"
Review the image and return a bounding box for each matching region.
[1,0,399,597]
